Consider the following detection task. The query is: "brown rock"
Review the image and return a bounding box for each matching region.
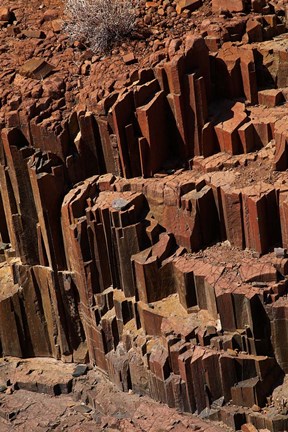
[22,30,45,39]
[123,52,137,65]
[51,19,64,32]
[258,89,284,108]
[19,59,54,80]
[251,404,261,412]
[212,0,244,13]
[43,9,59,21]
[0,7,12,22]
[176,0,202,14]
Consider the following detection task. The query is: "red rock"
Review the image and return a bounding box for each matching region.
[136,91,170,176]
[1,3,288,429]
[241,424,258,432]
[19,58,54,80]
[212,0,244,13]
[123,53,137,65]
[240,47,258,104]
[145,1,158,7]
[239,262,277,283]
[0,7,12,22]
[51,19,64,32]
[242,182,281,254]
[43,9,59,21]
[258,89,284,107]
[176,0,202,14]
[246,19,263,42]
[214,102,248,154]
[238,121,256,153]
[22,30,45,39]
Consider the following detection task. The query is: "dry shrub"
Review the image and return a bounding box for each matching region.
[64,0,138,53]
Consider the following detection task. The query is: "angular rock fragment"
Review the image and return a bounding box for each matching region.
[19,59,54,80]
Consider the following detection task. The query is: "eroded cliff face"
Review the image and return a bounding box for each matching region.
[1,0,288,430]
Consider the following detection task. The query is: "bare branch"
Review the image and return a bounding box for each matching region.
[64,0,138,54]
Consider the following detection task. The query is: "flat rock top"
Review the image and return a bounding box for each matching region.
[94,191,143,209]
[13,357,74,384]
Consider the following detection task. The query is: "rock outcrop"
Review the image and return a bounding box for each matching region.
[0,0,288,431]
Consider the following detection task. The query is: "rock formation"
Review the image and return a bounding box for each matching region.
[1,0,288,430]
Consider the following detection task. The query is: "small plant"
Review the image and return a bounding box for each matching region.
[64,0,138,54]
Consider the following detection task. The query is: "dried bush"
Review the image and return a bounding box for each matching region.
[64,0,138,54]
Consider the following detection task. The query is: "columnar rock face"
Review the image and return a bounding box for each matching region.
[2,158,288,428]
[1,0,288,430]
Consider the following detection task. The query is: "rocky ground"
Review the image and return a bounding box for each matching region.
[0,357,228,432]
[0,0,286,135]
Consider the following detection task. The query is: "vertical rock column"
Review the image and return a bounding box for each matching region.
[0,128,38,264]
[61,178,150,368]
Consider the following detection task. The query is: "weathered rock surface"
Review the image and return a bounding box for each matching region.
[0,0,288,431]
[0,358,228,431]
